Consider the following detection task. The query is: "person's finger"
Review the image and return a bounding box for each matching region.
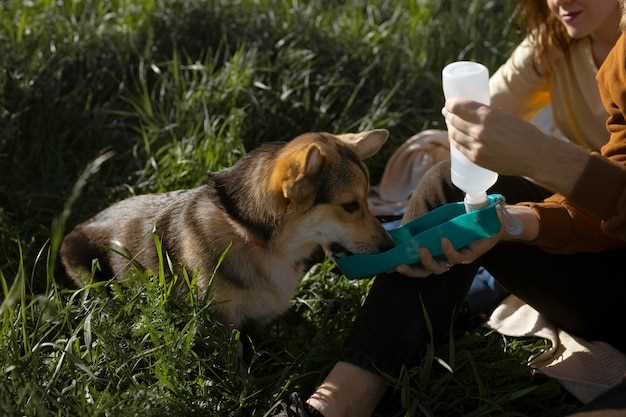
[443,107,476,137]
[441,238,467,265]
[448,127,475,151]
[467,235,499,256]
[419,247,450,275]
[445,98,489,123]
[458,247,477,264]
[395,264,431,278]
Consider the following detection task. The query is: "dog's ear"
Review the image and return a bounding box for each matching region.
[336,129,389,160]
[281,143,325,201]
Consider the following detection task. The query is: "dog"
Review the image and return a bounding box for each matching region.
[60,129,393,327]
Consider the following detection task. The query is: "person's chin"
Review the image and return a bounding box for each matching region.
[563,25,589,40]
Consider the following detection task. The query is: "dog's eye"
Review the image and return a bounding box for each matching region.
[341,201,360,213]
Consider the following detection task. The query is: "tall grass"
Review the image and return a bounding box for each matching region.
[0,0,580,416]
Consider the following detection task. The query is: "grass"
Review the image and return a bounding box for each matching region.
[0,0,580,416]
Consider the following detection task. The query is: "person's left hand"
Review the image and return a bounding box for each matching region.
[395,235,500,277]
[443,98,549,177]
[394,204,539,278]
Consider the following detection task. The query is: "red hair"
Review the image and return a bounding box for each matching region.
[518,0,573,67]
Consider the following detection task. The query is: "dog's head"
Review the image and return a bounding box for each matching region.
[270,129,393,257]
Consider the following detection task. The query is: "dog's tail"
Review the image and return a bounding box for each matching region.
[59,227,113,286]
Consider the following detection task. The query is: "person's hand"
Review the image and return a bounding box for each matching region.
[395,235,499,277]
[394,205,539,278]
[443,98,550,177]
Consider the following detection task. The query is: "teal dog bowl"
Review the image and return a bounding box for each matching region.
[335,194,504,279]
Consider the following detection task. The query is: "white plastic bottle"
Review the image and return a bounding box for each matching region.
[442,61,498,211]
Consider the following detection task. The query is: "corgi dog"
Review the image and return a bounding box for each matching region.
[60,129,393,327]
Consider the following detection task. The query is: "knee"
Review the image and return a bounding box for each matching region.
[403,159,461,220]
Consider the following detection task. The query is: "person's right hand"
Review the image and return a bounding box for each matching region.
[443,98,551,178]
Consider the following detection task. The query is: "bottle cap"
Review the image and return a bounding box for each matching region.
[442,61,490,105]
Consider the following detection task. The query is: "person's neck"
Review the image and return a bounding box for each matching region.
[590,12,622,67]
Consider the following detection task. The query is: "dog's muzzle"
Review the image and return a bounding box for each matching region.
[327,242,353,257]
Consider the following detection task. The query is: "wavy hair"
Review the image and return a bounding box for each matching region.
[518,0,573,68]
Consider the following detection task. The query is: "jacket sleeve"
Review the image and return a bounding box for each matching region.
[521,182,626,253]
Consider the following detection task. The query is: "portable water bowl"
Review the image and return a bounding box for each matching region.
[334,194,504,279]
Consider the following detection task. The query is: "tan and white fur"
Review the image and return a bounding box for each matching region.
[60,130,393,327]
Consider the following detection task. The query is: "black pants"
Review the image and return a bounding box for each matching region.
[341,161,626,410]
